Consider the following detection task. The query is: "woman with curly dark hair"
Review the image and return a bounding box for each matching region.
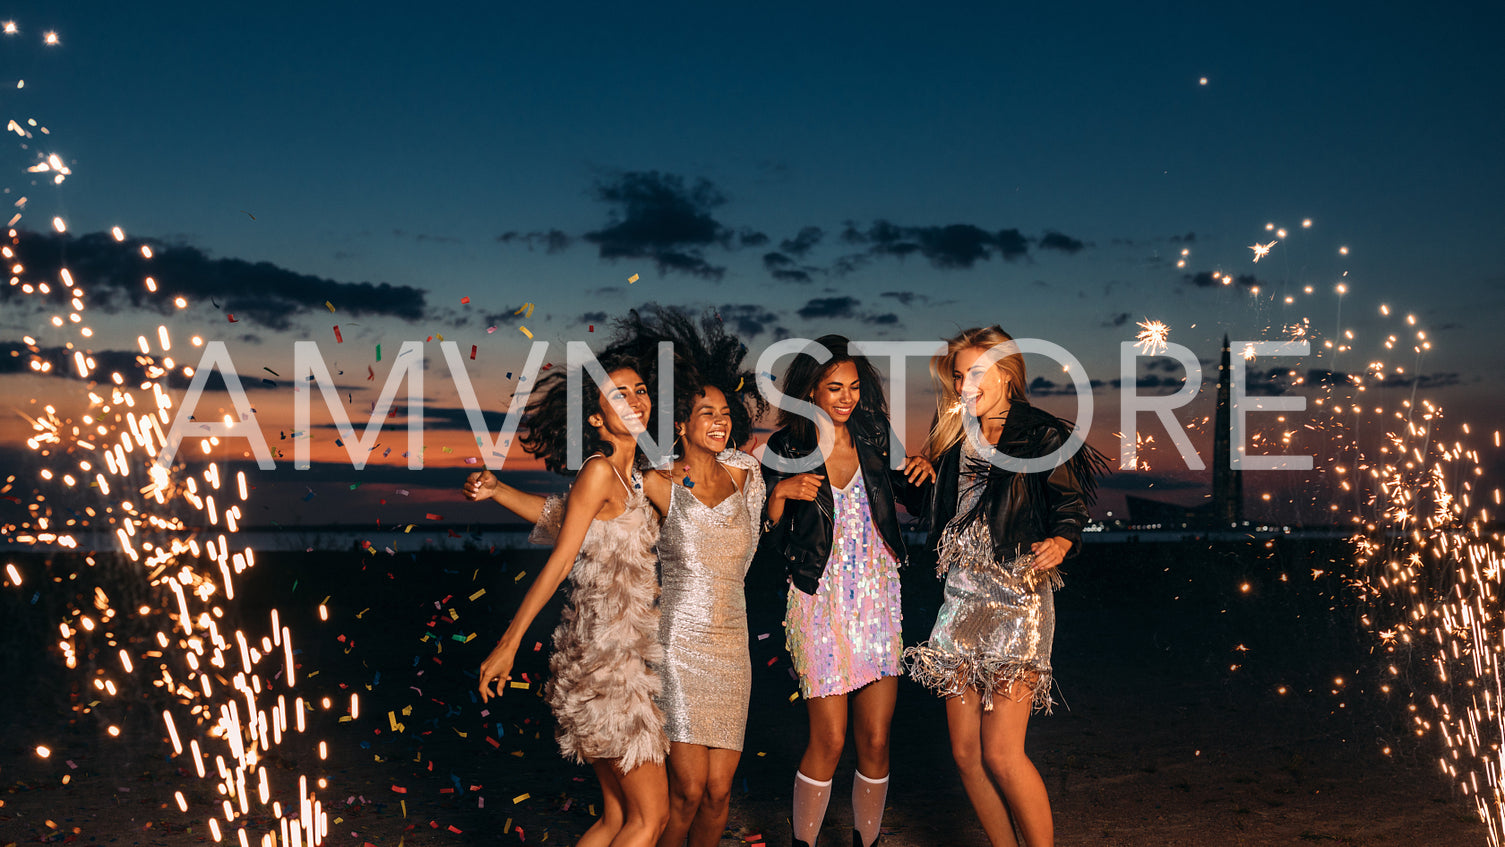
[471,350,669,847]
[757,334,933,847]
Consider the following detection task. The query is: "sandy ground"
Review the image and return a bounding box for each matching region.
[0,541,1490,846]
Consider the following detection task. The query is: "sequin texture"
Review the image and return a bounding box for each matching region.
[905,437,1056,713]
[785,466,903,698]
[657,450,765,750]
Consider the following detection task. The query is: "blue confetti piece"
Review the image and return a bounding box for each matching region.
[30,591,40,605]
[373,671,381,686]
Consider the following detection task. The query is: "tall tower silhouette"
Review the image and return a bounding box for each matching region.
[1212,335,1243,524]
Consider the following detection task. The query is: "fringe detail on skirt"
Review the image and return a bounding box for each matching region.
[903,642,1053,714]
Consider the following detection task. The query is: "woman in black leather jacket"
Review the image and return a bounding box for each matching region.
[903,326,1105,847]
[757,335,932,847]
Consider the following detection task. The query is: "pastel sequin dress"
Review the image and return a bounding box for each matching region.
[904,436,1057,712]
[785,466,904,699]
[531,464,668,772]
[657,450,766,750]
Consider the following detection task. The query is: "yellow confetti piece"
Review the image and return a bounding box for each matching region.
[514,303,535,317]
[404,524,415,533]
[788,692,800,702]
[400,799,406,818]
[356,608,370,619]
[504,818,512,833]
[448,608,459,620]
[509,680,529,689]
[514,571,527,582]
[338,715,352,722]
[388,711,400,730]
[519,325,533,339]
[453,728,468,738]
[510,750,525,757]
[464,632,477,643]
[402,705,413,716]
[468,588,486,601]
[325,301,336,312]
[736,376,744,391]
[513,793,530,804]
[628,273,639,283]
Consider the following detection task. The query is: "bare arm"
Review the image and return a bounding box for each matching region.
[462,470,548,524]
[477,462,614,701]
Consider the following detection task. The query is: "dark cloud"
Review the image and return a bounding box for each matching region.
[583,171,731,280]
[579,311,610,324]
[7,230,428,331]
[480,306,533,327]
[738,229,770,248]
[393,229,463,245]
[880,291,928,307]
[1185,270,1261,289]
[1029,376,1110,396]
[780,226,824,257]
[863,313,900,325]
[1169,232,1198,243]
[762,251,815,284]
[1,341,275,393]
[797,296,860,320]
[1311,369,1464,390]
[1038,231,1086,254]
[835,220,1083,271]
[1108,373,1191,394]
[715,304,785,339]
[1103,312,1131,328]
[496,229,573,253]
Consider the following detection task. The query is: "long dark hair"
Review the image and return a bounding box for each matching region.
[606,306,767,453]
[774,334,889,445]
[519,350,643,475]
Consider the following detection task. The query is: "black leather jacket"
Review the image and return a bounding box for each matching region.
[756,421,925,594]
[926,401,1100,559]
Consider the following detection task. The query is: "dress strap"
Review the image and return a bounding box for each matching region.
[582,452,632,495]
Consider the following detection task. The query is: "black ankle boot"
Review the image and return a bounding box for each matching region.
[792,839,813,847]
[852,829,881,847]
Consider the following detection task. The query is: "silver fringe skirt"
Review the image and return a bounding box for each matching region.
[904,521,1058,713]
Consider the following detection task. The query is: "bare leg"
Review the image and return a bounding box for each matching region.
[660,742,709,847]
[849,676,897,778]
[799,692,850,780]
[579,759,628,847]
[980,680,1052,847]
[945,691,1019,847]
[686,747,741,847]
[611,757,670,847]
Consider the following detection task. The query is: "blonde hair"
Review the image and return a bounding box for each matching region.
[924,326,1029,460]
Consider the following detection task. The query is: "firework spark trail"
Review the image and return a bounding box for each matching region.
[1124,221,1502,841]
[3,24,333,846]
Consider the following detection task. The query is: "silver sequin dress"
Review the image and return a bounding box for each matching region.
[905,437,1057,712]
[656,449,766,750]
[785,466,904,699]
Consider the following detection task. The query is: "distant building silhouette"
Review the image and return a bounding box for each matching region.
[1125,336,1243,528]
[1212,335,1244,523]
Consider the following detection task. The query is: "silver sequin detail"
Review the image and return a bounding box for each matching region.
[905,437,1056,712]
[656,450,765,750]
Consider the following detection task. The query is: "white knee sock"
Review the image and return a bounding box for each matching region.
[792,770,833,845]
[852,770,889,847]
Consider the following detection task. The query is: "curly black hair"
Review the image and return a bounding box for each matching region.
[604,306,768,453]
[773,334,890,445]
[518,350,645,475]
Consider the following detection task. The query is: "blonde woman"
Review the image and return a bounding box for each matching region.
[904,326,1105,847]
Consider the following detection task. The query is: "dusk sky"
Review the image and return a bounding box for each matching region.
[3,2,1503,528]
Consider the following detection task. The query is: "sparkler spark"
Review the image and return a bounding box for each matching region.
[1250,239,1277,262]
[3,24,332,846]
[1134,318,1170,356]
